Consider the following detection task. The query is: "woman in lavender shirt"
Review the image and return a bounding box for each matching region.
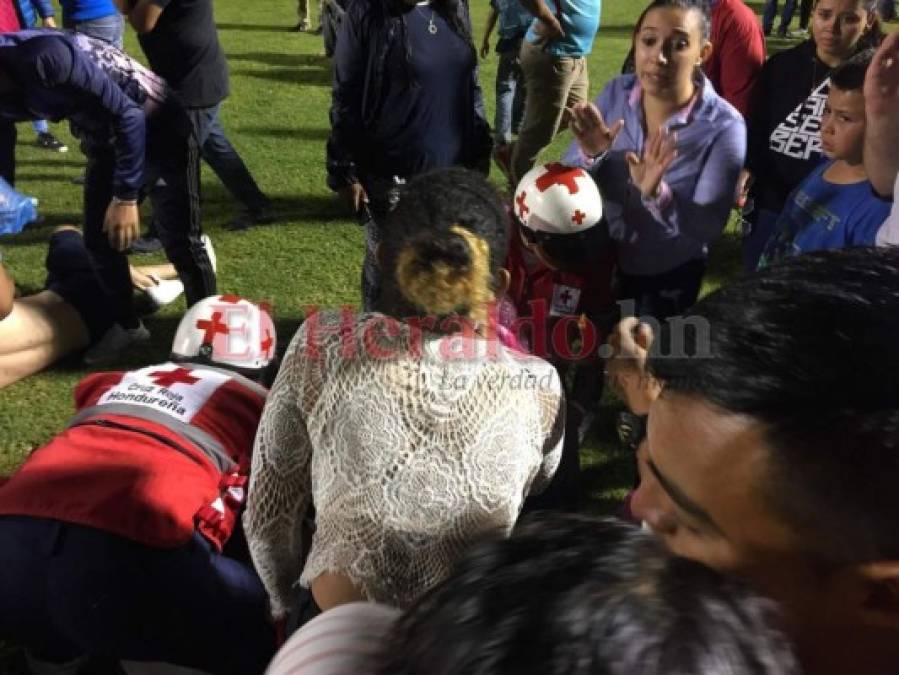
[564,0,745,320]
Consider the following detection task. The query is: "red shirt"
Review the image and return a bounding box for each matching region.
[0,0,21,33]
[505,231,615,361]
[0,363,267,550]
[706,0,766,117]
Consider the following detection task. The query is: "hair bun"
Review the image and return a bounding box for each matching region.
[395,225,492,322]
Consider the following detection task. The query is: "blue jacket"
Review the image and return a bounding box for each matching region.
[14,0,55,28]
[58,0,118,23]
[0,31,162,200]
[326,0,491,190]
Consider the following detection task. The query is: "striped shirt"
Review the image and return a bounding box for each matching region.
[266,603,401,675]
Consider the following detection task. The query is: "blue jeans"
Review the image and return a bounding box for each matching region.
[188,103,269,213]
[494,44,526,145]
[0,516,276,674]
[763,0,811,32]
[63,13,125,48]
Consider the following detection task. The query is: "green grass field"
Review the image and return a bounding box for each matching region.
[0,0,770,507]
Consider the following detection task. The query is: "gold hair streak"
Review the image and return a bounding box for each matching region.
[396,224,493,323]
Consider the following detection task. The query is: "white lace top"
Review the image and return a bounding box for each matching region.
[244,311,565,617]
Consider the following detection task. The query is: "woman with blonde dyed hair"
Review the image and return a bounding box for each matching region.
[244,168,565,634]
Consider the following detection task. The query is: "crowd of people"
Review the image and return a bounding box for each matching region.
[1,0,899,673]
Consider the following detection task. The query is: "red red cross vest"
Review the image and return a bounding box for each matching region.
[0,362,267,550]
[506,231,616,321]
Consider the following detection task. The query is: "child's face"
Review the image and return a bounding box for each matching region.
[820,85,866,163]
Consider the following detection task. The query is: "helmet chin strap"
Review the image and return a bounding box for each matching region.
[198,342,215,360]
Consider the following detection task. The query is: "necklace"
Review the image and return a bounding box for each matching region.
[416,2,437,34]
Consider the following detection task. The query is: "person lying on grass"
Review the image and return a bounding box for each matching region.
[0,226,213,389]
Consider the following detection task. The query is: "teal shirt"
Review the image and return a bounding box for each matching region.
[525,0,601,57]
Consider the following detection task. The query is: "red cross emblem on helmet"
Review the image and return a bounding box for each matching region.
[515,163,603,236]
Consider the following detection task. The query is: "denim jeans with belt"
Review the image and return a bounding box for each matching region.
[188,103,269,213]
[63,13,125,47]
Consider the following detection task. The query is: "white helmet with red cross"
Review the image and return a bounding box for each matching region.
[171,295,277,372]
[513,162,603,236]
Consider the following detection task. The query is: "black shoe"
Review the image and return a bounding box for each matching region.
[36,132,68,153]
[130,235,164,254]
[226,203,275,231]
[71,172,86,185]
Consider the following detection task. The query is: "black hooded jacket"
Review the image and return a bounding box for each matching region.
[325,0,492,191]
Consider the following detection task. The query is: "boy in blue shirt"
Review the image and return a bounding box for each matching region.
[480,0,533,177]
[761,50,890,266]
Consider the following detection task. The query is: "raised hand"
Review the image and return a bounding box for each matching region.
[865,31,899,117]
[570,101,624,158]
[606,317,660,415]
[863,32,899,195]
[626,126,677,200]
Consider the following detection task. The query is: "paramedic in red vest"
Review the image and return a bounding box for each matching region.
[506,162,616,511]
[0,295,279,675]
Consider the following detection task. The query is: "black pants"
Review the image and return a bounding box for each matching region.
[82,106,216,328]
[0,118,16,186]
[360,175,404,312]
[0,517,276,674]
[44,229,114,343]
[617,258,707,322]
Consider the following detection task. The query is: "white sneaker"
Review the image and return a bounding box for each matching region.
[201,234,217,274]
[83,321,151,365]
[145,274,185,309]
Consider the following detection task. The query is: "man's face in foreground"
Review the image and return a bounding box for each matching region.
[630,393,832,635]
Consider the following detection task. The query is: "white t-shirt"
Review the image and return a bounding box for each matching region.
[875,172,899,247]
